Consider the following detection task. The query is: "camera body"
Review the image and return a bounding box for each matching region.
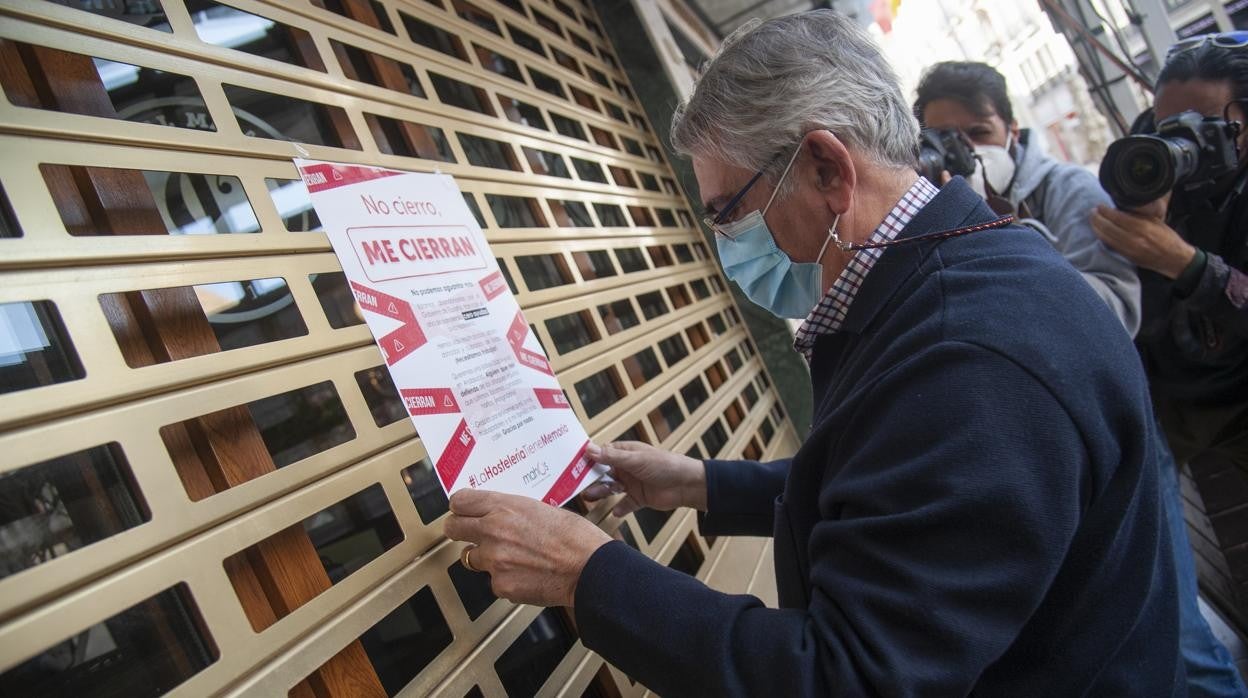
[1099,110,1240,208]
[917,128,978,185]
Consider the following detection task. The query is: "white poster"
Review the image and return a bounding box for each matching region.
[295,159,604,506]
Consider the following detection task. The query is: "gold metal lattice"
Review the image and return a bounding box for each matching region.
[0,0,801,695]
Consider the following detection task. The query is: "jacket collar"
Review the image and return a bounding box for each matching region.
[835,177,1001,336]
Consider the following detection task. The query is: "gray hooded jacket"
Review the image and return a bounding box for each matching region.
[1008,130,1142,336]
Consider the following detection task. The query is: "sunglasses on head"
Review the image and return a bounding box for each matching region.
[1166,31,1248,63]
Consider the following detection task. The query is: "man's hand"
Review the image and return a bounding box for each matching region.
[581,441,707,516]
[1091,203,1196,280]
[444,489,610,608]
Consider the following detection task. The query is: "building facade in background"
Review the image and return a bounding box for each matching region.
[0,0,801,695]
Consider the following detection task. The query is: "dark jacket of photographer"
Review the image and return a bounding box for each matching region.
[1138,176,1248,414]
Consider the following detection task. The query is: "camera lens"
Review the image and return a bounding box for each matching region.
[1100,137,1177,207]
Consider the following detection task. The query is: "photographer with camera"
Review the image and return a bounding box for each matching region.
[1092,35,1248,698]
[915,61,1141,335]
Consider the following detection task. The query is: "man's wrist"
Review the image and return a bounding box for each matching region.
[1173,247,1208,296]
[684,459,709,512]
[1160,241,1199,280]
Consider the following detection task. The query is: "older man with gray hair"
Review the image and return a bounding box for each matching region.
[445,10,1182,696]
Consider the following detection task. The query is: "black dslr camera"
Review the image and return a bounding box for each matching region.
[916,128,978,185]
[1099,110,1241,207]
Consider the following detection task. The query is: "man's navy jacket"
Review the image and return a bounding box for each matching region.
[574,179,1182,696]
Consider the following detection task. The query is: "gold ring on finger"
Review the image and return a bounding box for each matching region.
[460,544,480,573]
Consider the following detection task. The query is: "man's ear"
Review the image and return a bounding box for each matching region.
[805,130,855,210]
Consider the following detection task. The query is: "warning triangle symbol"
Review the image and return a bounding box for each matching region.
[388,302,399,315]
[332,169,344,180]
[394,339,405,352]
[443,395,454,407]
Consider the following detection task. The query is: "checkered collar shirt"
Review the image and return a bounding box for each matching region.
[793,176,940,360]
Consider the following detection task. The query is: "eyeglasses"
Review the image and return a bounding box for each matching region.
[701,169,767,236]
[1166,31,1248,62]
[701,139,805,238]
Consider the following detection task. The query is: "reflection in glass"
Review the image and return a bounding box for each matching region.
[0,443,147,579]
[488,196,546,229]
[647,398,683,442]
[525,149,570,179]
[187,0,324,71]
[574,368,623,418]
[448,559,496,620]
[571,157,607,183]
[690,279,711,300]
[354,365,406,427]
[365,114,456,162]
[223,84,358,148]
[303,484,402,584]
[162,380,355,483]
[572,249,614,279]
[459,134,518,171]
[0,44,212,129]
[667,536,704,577]
[400,11,467,61]
[331,40,424,97]
[0,301,84,395]
[592,204,627,227]
[310,271,363,329]
[357,587,452,695]
[633,507,672,542]
[46,0,173,31]
[623,347,661,388]
[495,609,577,697]
[462,194,486,228]
[648,245,675,267]
[117,276,306,357]
[615,248,648,273]
[636,291,669,320]
[430,73,495,116]
[516,254,571,290]
[265,178,322,232]
[615,423,649,445]
[659,334,688,367]
[597,299,639,335]
[248,381,355,468]
[42,165,257,236]
[0,584,216,696]
[311,0,395,34]
[506,23,545,56]
[702,421,729,458]
[549,200,592,227]
[453,0,500,35]
[474,44,523,82]
[680,377,708,413]
[503,98,548,131]
[402,458,448,523]
[760,416,775,445]
[528,67,566,99]
[0,183,20,238]
[544,311,599,355]
[609,167,636,189]
[551,113,588,141]
[532,9,562,36]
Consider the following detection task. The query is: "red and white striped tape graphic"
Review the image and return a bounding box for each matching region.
[351,280,426,365]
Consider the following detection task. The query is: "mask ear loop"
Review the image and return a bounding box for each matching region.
[816,213,842,261]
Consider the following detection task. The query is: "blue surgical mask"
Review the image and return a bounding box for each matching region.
[713,142,838,319]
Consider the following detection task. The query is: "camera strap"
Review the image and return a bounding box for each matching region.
[833,215,1016,251]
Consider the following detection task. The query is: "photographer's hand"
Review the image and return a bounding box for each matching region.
[1091,204,1196,280]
